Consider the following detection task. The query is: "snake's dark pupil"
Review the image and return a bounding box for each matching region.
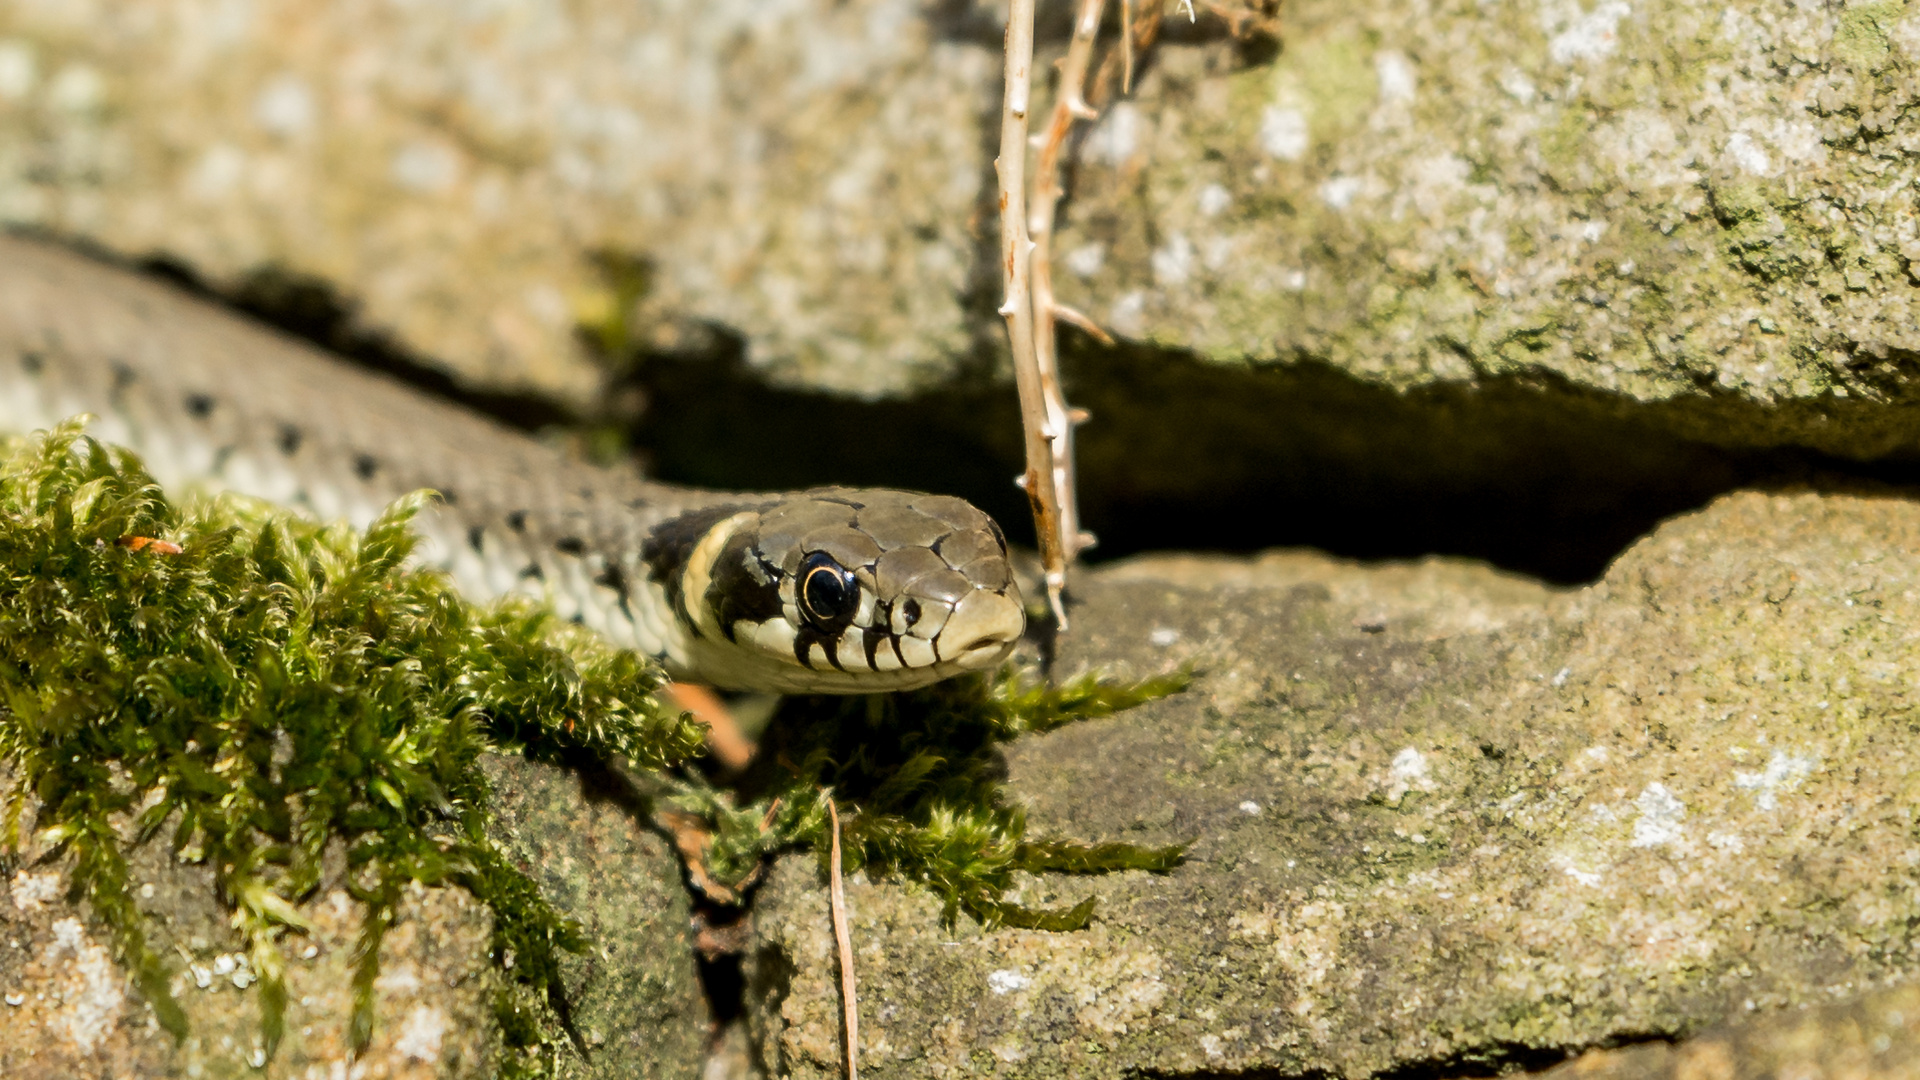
[800,553,856,628]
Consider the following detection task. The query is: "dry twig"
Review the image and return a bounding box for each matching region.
[1025,0,1108,603]
[1091,0,1166,108]
[997,0,1067,626]
[1001,0,1112,629]
[1004,0,1281,629]
[827,795,859,1080]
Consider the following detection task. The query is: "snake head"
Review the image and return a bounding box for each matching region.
[655,489,1025,693]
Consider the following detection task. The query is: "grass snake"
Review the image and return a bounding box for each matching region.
[0,235,1025,694]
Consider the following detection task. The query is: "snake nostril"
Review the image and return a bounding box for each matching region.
[938,590,1025,665]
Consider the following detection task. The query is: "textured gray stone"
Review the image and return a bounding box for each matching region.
[746,488,1920,1077]
[1055,0,1920,456]
[1544,980,1920,1079]
[481,755,710,1080]
[0,754,705,1079]
[8,0,1920,463]
[0,0,994,402]
[0,785,502,1079]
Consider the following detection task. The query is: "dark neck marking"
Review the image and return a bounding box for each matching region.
[640,503,762,625]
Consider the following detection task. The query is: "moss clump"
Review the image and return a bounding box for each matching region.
[675,669,1191,930]
[0,418,1186,1076]
[0,423,704,1068]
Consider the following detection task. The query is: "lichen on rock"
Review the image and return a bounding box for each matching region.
[746,484,1920,1077]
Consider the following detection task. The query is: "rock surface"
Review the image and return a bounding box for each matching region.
[0,0,993,402]
[2,816,500,1079]
[0,754,703,1079]
[1545,980,1920,1080]
[481,755,711,1079]
[1059,0,1920,456]
[7,0,1920,462]
[746,486,1920,1077]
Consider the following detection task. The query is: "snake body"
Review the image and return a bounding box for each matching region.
[0,236,1024,693]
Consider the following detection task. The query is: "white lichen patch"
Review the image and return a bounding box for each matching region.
[1630,783,1686,849]
[184,142,248,202]
[45,63,105,114]
[390,139,463,194]
[0,39,36,102]
[1734,749,1818,811]
[1706,830,1745,854]
[253,73,315,138]
[1258,105,1309,161]
[393,1002,447,1062]
[986,969,1031,995]
[1064,242,1106,279]
[1152,233,1195,286]
[1088,102,1142,166]
[1383,747,1432,804]
[1373,51,1416,105]
[1108,290,1147,337]
[1499,68,1536,103]
[44,916,125,1054]
[1319,175,1364,210]
[1725,132,1771,176]
[9,869,61,912]
[975,927,1169,1038]
[373,960,424,994]
[1543,0,1631,64]
[1556,857,1605,887]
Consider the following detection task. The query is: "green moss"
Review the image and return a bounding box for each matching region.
[673,669,1191,930]
[0,419,1193,1075]
[0,422,704,1072]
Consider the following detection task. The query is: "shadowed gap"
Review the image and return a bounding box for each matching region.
[124,250,1920,588]
[618,327,1920,586]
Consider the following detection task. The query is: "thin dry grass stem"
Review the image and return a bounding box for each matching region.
[827,794,858,1080]
[1122,0,1134,92]
[997,0,1072,626]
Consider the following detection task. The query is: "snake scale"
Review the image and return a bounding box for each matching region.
[0,235,1025,694]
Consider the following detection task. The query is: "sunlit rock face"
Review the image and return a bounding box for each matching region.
[749,489,1920,1078]
[0,0,993,403]
[9,0,1920,463]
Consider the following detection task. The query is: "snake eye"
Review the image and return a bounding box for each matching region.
[798,552,859,631]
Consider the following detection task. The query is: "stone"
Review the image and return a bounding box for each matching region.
[745,487,1920,1077]
[481,754,711,1079]
[1544,980,1920,1079]
[1055,0,1920,457]
[8,0,1920,467]
[0,808,501,1078]
[0,754,706,1079]
[0,0,995,403]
